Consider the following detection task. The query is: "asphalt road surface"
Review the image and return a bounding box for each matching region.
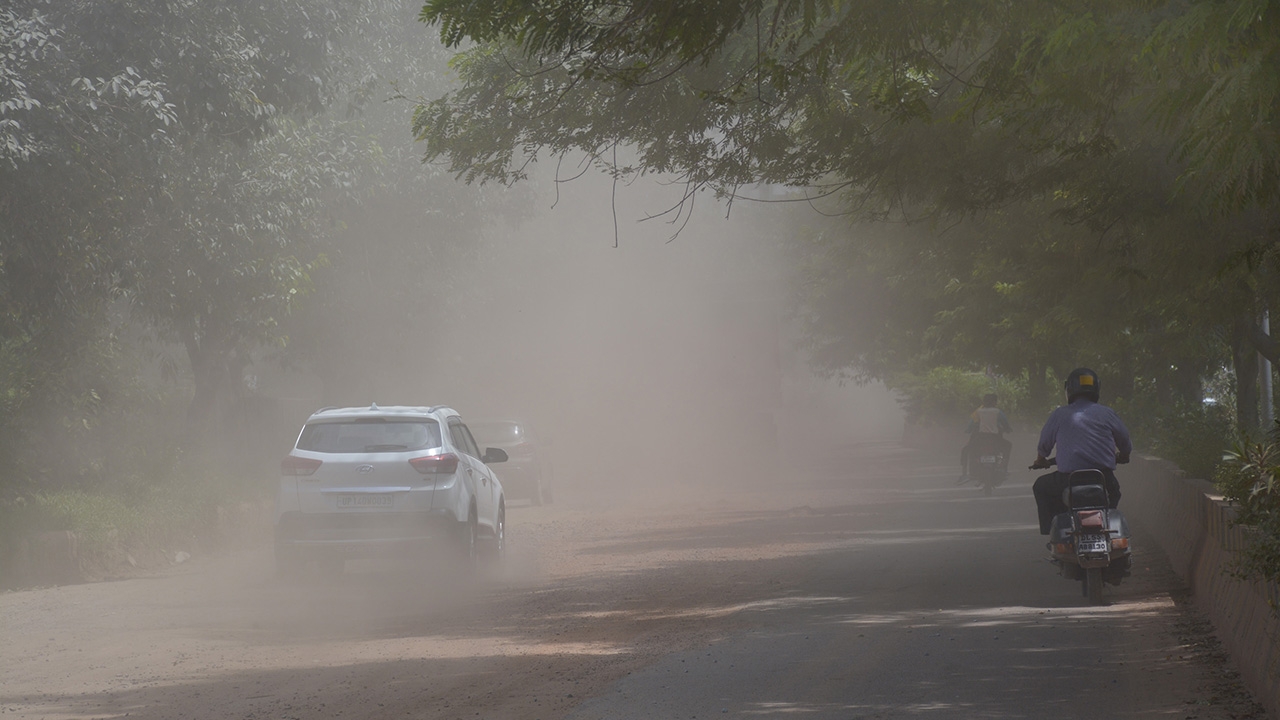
[0,440,1265,719]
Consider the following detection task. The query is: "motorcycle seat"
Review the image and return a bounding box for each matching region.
[1063,484,1109,509]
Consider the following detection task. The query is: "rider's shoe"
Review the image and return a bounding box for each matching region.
[956,474,969,485]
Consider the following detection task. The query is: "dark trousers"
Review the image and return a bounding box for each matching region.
[1033,469,1121,535]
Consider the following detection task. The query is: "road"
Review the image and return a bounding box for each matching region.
[0,440,1265,719]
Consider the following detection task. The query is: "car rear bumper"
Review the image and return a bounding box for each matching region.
[275,509,458,558]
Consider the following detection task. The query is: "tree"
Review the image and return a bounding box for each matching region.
[0,0,370,488]
[414,0,1280,421]
[272,0,520,406]
[415,1,1280,213]
[125,124,369,429]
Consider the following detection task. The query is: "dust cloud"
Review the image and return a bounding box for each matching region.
[213,168,910,632]
[362,170,908,506]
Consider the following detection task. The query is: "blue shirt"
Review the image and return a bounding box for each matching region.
[1037,399,1132,473]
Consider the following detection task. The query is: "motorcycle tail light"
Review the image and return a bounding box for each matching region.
[1053,543,1071,554]
[410,452,459,475]
[1111,537,1129,550]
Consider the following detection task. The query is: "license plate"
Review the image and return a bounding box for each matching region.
[1076,534,1109,554]
[980,456,998,463]
[337,494,395,508]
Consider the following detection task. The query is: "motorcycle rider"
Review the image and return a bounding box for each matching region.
[959,393,1013,482]
[1030,368,1132,535]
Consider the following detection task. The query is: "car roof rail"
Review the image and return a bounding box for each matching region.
[314,406,338,414]
[427,404,451,413]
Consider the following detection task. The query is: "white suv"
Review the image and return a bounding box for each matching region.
[273,404,507,575]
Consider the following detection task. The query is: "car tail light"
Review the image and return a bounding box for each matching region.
[281,455,322,476]
[410,453,459,475]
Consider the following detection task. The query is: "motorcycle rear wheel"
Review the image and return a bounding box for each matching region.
[1085,567,1104,604]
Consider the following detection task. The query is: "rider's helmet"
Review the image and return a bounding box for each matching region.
[982,393,998,407]
[1064,368,1100,403]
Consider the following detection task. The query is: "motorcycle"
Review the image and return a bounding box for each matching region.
[964,433,1008,496]
[1036,460,1133,604]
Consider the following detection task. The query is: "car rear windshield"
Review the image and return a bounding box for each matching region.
[296,419,442,453]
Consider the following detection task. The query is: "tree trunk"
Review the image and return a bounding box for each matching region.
[1250,321,1280,365]
[1026,361,1054,415]
[182,323,237,442]
[1172,363,1204,408]
[1111,345,1135,406]
[184,335,220,437]
[1233,320,1261,437]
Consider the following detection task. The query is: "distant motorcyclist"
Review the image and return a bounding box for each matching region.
[959,393,1013,482]
[1030,368,1132,535]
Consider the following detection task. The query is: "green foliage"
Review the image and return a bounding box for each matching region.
[1148,401,1234,481]
[1145,0,1280,211]
[416,0,1275,434]
[417,0,1280,222]
[1217,430,1280,587]
[0,477,242,577]
[0,0,496,501]
[0,324,199,497]
[0,0,526,564]
[894,367,1026,427]
[0,0,363,479]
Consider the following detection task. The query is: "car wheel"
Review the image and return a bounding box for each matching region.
[484,504,506,565]
[541,484,553,504]
[456,506,478,570]
[531,478,544,506]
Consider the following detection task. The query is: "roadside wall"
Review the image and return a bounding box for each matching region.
[1125,456,1280,718]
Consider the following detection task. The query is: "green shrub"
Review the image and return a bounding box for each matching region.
[1216,432,1280,587]
[1148,401,1233,481]
[895,366,1027,426]
[0,476,243,581]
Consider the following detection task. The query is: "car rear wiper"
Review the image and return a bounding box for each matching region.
[364,444,409,452]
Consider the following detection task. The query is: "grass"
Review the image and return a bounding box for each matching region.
[0,477,269,586]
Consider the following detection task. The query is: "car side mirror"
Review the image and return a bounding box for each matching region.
[482,447,508,464]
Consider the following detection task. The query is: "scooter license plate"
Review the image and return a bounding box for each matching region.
[980,456,998,463]
[1076,534,1109,554]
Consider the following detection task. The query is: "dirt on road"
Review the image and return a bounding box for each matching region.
[0,442,1268,719]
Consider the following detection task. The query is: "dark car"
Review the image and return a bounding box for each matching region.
[469,421,553,505]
